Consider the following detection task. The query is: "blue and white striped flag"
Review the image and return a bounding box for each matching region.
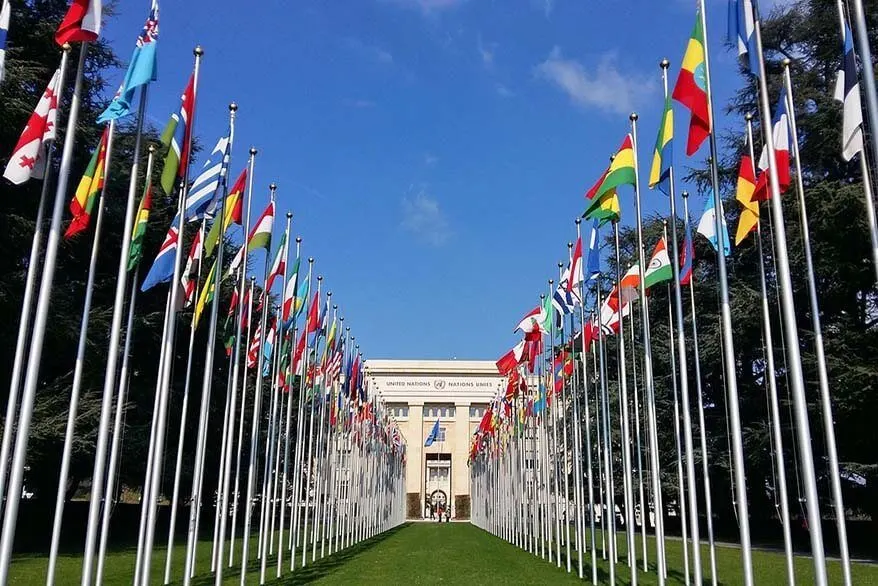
[834,24,864,162]
[728,0,759,76]
[0,0,11,84]
[185,130,231,221]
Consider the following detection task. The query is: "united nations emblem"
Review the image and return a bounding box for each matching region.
[433,379,446,390]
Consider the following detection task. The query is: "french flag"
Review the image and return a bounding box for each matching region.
[752,86,791,202]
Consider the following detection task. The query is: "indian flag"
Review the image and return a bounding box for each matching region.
[643,237,673,290]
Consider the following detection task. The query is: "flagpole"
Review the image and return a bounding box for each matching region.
[0,46,70,517]
[696,4,757,583]
[546,280,562,568]
[849,0,878,182]
[0,41,86,585]
[750,7,826,584]
[553,269,572,572]
[595,284,617,581]
[163,217,208,585]
[299,278,323,569]
[625,271,648,572]
[743,114,795,586]
[782,59,851,585]
[45,117,117,583]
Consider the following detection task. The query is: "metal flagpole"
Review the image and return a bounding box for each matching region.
[46,118,117,582]
[750,6,825,584]
[666,283,690,586]
[849,0,878,183]
[0,41,83,585]
[626,279,648,572]
[547,280,562,569]
[698,4,756,582]
[595,284,617,580]
[299,277,323,569]
[188,144,256,585]
[612,221,637,584]
[163,215,208,584]
[742,114,795,585]
[783,59,852,585]
[0,47,70,517]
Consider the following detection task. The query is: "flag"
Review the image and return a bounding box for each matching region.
[55,0,101,46]
[552,269,580,316]
[305,292,320,334]
[584,189,621,226]
[680,218,694,286]
[607,265,641,311]
[204,168,246,257]
[180,226,203,308]
[515,306,544,334]
[586,220,600,278]
[185,131,231,221]
[247,323,262,369]
[734,154,759,245]
[649,96,674,195]
[673,12,711,156]
[568,237,583,293]
[0,1,10,84]
[265,231,287,292]
[496,340,525,376]
[281,256,301,325]
[228,200,275,274]
[697,192,731,257]
[223,288,240,356]
[643,237,673,289]
[141,216,179,291]
[728,0,759,76]
[424,419,440,447]
[752,86,792,202]
[158,73,194,194]
[127,185,153,271]
[3,68,61,185]
[97,1,157,122]
[64,127,109,238]
[588,135,637,201]
[262,318,277,377]
[193,259,217,328]
[834,24,864,161]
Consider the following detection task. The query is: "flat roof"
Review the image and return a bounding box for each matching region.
[365,359,499,376]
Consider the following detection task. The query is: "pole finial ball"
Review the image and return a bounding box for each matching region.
[286,212,292,219]
[62,43,72,52]
[682,190,690,198]
[229,102,238,112]
[568,242,573,249]
[318,275,323,281]
[148,144,156,153]
[558,262,563,269]
[540,294,545,300]
[250,276,256,282]
[333,304,338,310]
[249,147,258,156]
[745,112,753,122]
[575,218,581,225]
[630,112,638,121]
[308,257,314,263]
[782,57,791,67]
[194,45,204,57]
[270,183,277,191]
[660,58,670,69]
[327,291,332,297]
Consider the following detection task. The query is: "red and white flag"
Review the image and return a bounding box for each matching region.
[180,227,204,308]
[514,306,543,334]
[246,323,262,369]
[4,68,61,185]
[752,86,791,202]
[55,0,102,46]
[496,340,526,376]
[567,236,583,293]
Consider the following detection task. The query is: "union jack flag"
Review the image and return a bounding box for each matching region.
[137,2,159,47]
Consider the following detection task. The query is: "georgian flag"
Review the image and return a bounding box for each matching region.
[834,24,864,162]
[55,0,101,46]
[3,68,61,184]
[753,86,791,202]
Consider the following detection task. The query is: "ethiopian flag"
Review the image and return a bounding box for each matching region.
[127,184,153,271]
[193,259,218,329]
[673,12,711,156]
[648,97,674,195]
[734,154,759,245]
[204,168,247,257]
[586,135,636,202]
[65,127,110,239]
[584,189,621,226]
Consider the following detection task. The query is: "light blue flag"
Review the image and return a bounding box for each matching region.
[98,2,159,123]
[424,419,440,447]
[696,191,731,257]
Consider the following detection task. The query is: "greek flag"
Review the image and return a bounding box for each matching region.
[185,130,231,221]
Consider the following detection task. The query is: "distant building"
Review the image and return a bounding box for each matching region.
[365,360,503,519]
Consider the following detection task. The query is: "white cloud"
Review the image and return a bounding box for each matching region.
[477,35,496,69]
[534,47,657,115]
[401,188,451,246]
[345,38,394,65]
[424,153,439,166]
[495,83,514,98]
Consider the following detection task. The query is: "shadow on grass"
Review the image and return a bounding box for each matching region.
[186,524,410,586]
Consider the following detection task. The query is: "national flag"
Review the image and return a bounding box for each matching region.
[0,1,11,84]
[600,294,631,335]
[3,68,61,185]
[673,12,711,156]
[424,417,441,447]
[292,328,307,375]
[728,0,759,76]
[180,226,203,308]
[567,237,583,293]
[643,237,673,289]
[552,269,579,316]
[649,96,674,195]
[586,220,601,278]
[265,231,287,292]
[752,86,792,202]
[697,192,731,257]
[834,24,864,161]
[607,265,641,312]
[158,73,194,194]
[247,323,263,369]
[127,185,153,271]
[192,259,217,328]
[281,256,301,324]
[584,189,621,226]
[734,154,759,245]
[185,131,231,221]
[55,0,101,46]
[305,292,320,334]
[97,1,157,123]
[541,293,561,332]
[584,166,610,201]
[262,318,277,377]
[496,340,526,376]
[680,218,694,286]
[204,168,246,257]
[141,216,179,291]
[64,127,109,238]
[223,288,240,356]
[228,200,275,275]
[515,306,545,335]
[588,135,637,202]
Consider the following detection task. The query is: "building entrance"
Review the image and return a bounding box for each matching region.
[424,453,451,518]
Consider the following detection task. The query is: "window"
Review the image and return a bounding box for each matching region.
[424,404,455,418]
[437,427,446,442]
[469,404,488,419]
[428,466,450,482]
[388,404,409,419]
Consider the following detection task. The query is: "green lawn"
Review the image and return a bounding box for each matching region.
[8,522,878,584]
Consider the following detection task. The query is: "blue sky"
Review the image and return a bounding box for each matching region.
[100,0,783,360]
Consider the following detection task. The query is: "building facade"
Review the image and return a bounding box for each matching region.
[364,360,503,519]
